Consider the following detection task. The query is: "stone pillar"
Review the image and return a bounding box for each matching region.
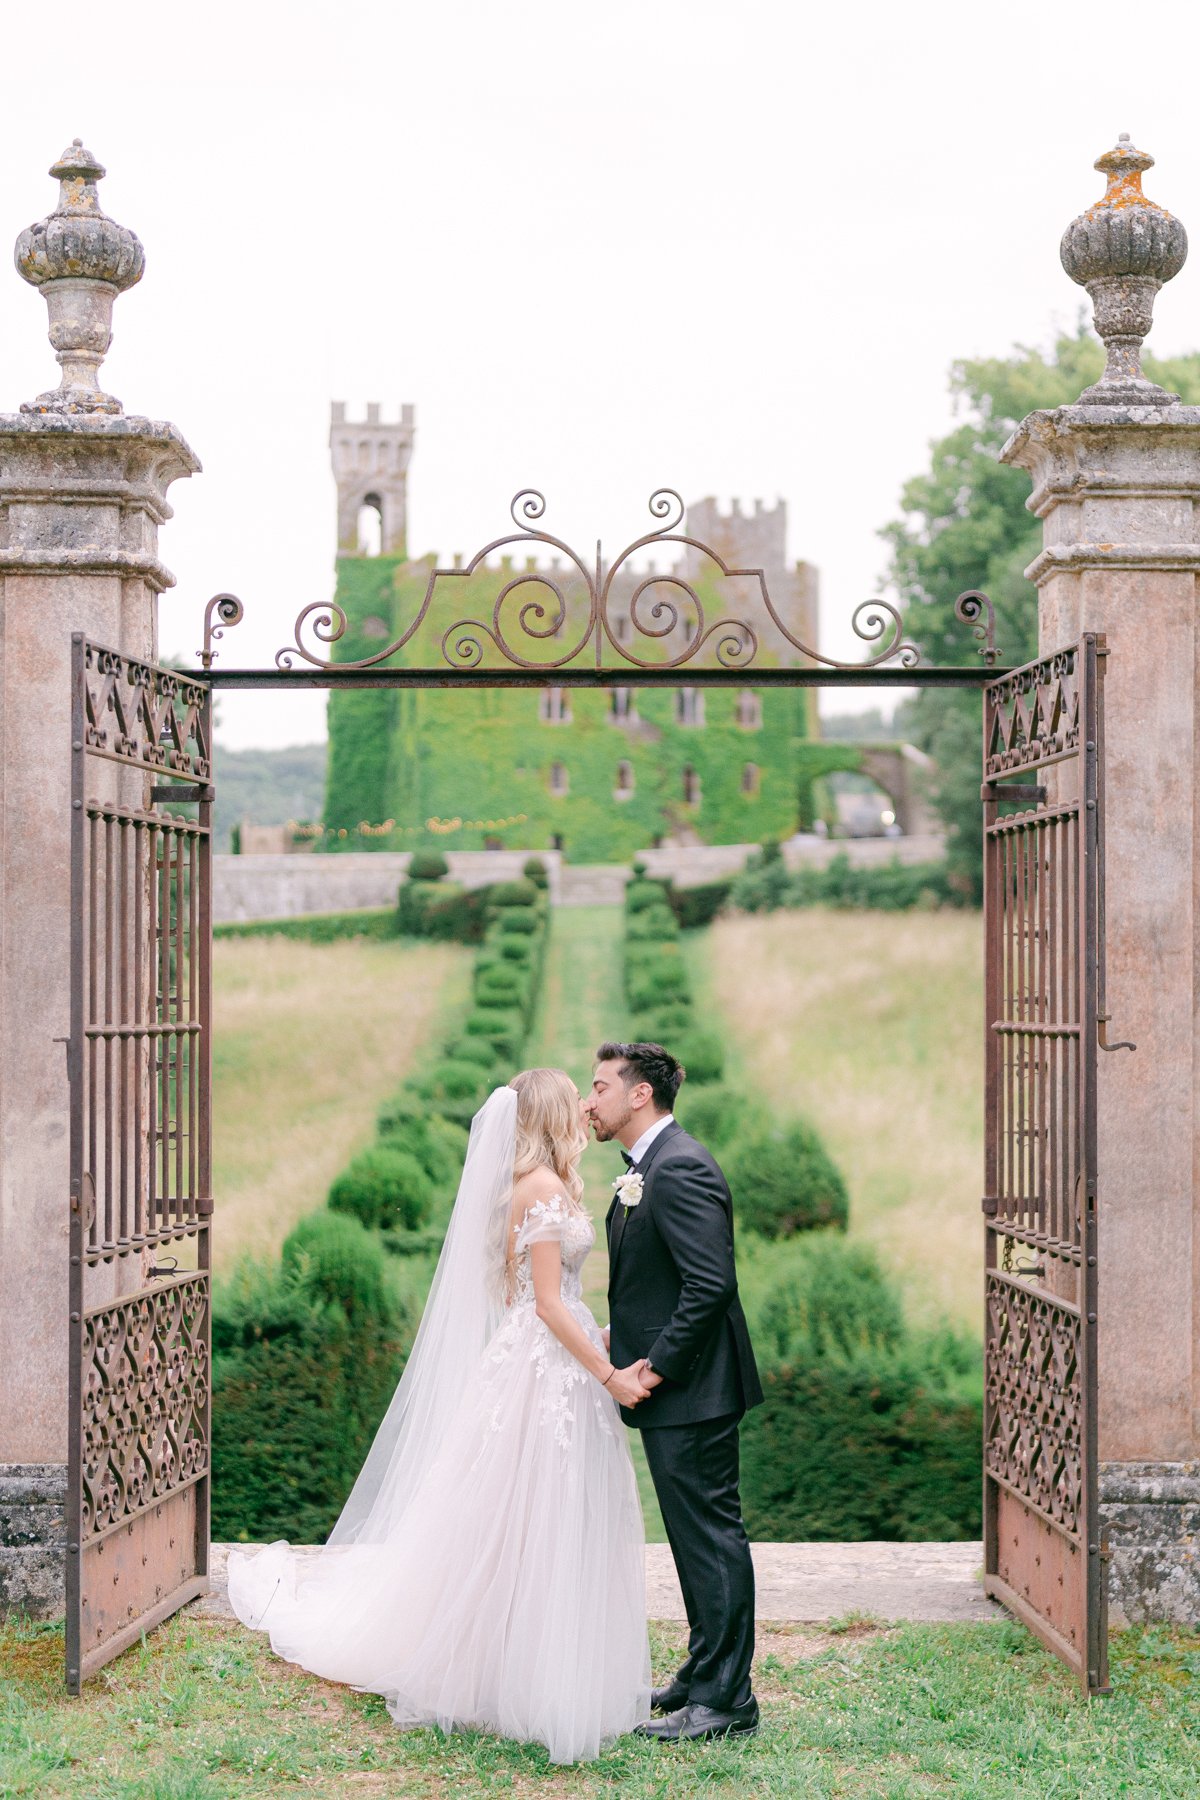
[1002,135,1200,1622]
[0,142,198,1615]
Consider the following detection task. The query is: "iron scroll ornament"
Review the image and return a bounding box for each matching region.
[227,490,1001,675]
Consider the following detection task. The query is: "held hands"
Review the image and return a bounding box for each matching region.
[604,1361,655,1408]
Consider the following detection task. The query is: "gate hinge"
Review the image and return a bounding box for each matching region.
[196,1196,215,1217]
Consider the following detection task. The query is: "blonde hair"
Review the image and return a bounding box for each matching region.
[509,1067,587,1207]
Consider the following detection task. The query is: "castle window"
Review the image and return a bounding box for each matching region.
[356,495,383,556]
[614,615,630,644]
[675,687,705,727]
[539,686,571,724]
[614,760,634,801]
[551,832,565,851]
[550,761,569,796]
[683,764,701,806]
[741,762,760,795]
[736,689,762,730]
[610,687,634,722]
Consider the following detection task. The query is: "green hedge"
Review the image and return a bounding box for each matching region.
[725,1123,849,1237]
[212,1214,413,1543]
[669,878,734,929]
[732,848,964,914]
[328,1145,433,1232]
[408,849,449,881]
[214,908,397,945]
[737,1233,982,1541]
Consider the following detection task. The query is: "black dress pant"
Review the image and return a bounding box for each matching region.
[640,1411,755,1709]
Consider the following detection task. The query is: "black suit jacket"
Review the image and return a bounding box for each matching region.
[606,1121,763,1429]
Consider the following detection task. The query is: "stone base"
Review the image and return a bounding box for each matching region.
[0,1463,66,1619]
[1100,1462,1200,1625]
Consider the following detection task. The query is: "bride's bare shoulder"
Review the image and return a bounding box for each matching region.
[511,1165,564,1210]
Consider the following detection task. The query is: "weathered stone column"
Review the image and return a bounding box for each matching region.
[0,143,198,1615]
[1002,135,1200,1622]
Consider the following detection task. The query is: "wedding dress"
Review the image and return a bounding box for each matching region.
[226,1087,651,1765]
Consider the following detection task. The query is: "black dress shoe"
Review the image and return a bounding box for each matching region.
[636,1697,760,1742]
[650,1681,689,1714]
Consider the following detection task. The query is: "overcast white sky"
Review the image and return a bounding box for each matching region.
[1,0,1198,748]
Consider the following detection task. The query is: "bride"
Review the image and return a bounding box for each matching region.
[226,1070,653,1764]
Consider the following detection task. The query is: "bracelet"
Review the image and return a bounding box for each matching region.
[602,1365,616,1387]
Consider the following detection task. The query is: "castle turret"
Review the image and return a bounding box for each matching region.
[330,401,415,556]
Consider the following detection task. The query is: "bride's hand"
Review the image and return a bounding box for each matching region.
[606,1363,653,1408]
[601,1324,611,1351]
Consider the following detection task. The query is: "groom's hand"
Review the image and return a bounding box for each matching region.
[607,1363,654,1408]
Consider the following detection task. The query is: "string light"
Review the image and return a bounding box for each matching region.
[287,813,530,842]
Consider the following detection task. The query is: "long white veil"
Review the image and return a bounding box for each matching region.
[326,1082,519,1547]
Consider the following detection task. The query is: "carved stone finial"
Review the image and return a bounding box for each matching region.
[1060,134,1188,407]
[14,139,146,415]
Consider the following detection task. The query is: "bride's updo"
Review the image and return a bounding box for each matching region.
[509,1068,587,1205]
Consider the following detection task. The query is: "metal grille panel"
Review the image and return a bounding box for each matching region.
[982,636,1107,1694]
[68,637,213,1691]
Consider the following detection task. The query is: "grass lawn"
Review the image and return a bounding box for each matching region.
[693,908,983,1338]
[525,905,665,1540]
[211,935,471,1272]
[4,1611,1199,1798]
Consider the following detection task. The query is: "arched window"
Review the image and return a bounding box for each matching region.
[550,760,569,796]
[356,494,383,556]
[675,687,704,727]
[683,764,700,806]
[614,760,634,800]
[741,761,760,795]
[539,687,571,724]
[735,690,762,730]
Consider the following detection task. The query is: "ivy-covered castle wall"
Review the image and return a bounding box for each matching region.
[321,553,838,861]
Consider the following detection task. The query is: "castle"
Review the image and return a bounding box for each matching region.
[323,404,828,860]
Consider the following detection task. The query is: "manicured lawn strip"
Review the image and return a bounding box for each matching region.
[5,1614,1199,1798]
[690,909,984,1338]
[524,904,665,1541]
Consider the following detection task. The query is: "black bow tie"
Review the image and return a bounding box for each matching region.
[621,1151,637,1170]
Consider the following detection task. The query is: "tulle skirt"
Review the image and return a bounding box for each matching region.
[226,1298,652,1764]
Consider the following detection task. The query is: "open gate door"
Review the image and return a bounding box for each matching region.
[66,637,214,1691]
[981,634,1109,1695]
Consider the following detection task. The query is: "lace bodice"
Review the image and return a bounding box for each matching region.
[507,1193,595,1309]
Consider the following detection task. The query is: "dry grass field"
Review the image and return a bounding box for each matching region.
[211,935,471,1271]
[693,908,984,1337]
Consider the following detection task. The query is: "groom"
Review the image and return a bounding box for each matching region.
[585,1041,763,1744]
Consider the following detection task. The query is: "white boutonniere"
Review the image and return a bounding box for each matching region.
[612,1171,644,1212]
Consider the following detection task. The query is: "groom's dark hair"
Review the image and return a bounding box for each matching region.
[595,1041,685,1112]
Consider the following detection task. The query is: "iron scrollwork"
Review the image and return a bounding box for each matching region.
[82,642,212,779]
[265,489,984,676]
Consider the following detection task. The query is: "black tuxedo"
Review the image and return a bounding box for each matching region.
[605,1119,762,1709]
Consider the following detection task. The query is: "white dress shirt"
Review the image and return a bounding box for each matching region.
[627,1112,675,1168]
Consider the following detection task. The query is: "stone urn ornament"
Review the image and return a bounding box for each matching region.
[14,139,145,415]
[1060,133,1188,407]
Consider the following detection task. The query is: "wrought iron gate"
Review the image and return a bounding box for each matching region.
[66,637,214,1691]
[981,634,1109,1695]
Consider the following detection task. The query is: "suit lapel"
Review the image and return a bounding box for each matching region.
[608,1122,682,1287]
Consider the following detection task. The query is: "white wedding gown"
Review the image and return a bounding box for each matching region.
[226,1193,651,1764]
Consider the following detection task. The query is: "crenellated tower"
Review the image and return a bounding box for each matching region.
[330,401,415,556]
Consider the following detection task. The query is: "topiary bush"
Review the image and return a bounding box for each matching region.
[523,857,549,889]
[670,1028,725,1086]
[212,1222,412,1543]
[328,1144,433,1233]
[676,1083,770,1153]
[739,1350,982,1540]
[396,879,488,942]
[630,1004,695,1041]
[495,907,538,936]
[417,1057,493,1106]
[464,1006,526,1060]
[408,849,449,881]
[724,1122,849,1237]
[626,903,679,942]
[669,878,734,929]
[488,878,539,908]
[441,1035,498,1071]
[625,959,690,1013]
[374,1099,468,1189]
[752,1235,906,1364]
[626,879,672,914]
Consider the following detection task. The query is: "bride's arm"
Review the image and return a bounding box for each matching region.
[528,1242,649,1409]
